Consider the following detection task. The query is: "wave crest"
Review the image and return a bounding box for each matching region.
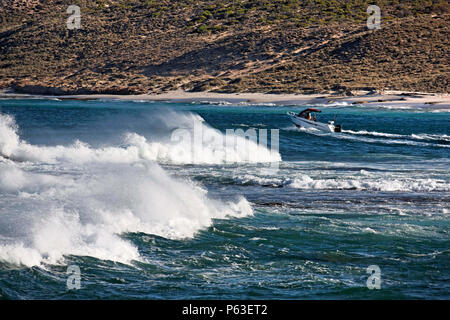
[0,112,281,165]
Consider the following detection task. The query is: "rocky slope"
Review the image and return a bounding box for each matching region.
[0,0,448,94]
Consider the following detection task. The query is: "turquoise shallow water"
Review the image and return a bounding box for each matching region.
[0,98,448,299]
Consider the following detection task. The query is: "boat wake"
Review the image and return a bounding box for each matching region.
[339,130,450,148]
[284,124,449,148]
[342,129,450,143]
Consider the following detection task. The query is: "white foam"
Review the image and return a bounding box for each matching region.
[306,128,450,148]
[0,164,72,193]
[342,129,406,138]
[190,100,278,107]
[344,129,450,142]
[227,171,449,192]
[285,122,449,148]
[289,174,449,192]
[411,133,450,142]
[0,162,253,267]
[368,104,450,112]
[282,125,320,133]
[0,113,255,267]
[313,101,350,107]
[0,114,20,157]
[362,227,377,234]
[0,112,281,165]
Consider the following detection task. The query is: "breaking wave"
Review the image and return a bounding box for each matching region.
[228,172,449,192]
[288,174,450,192]
[0,112,258,267]
[0,112,281,165]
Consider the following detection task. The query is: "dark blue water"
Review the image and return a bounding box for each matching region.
[0,98,448,299]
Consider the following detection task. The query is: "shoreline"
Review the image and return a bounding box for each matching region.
[1,88,449,110]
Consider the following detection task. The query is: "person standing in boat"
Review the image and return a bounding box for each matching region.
[306,112,316,121]
[297,108,319,121]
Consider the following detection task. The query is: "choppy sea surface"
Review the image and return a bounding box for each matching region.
[0,98,448,299]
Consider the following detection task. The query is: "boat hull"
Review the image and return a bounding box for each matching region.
[288,112,335,132]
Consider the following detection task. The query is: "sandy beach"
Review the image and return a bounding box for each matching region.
[1,89,449,110]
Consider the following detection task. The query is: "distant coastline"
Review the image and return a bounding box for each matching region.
[1,88,448,110]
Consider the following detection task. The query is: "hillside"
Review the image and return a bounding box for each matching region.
[0,0,449,95]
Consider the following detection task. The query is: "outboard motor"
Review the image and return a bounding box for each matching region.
[334,125,342,133]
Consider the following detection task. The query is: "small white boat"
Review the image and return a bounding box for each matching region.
[288,108,341,133]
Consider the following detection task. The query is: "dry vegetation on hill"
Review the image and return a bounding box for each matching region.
[0,0,448,94]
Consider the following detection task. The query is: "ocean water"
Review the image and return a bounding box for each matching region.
[0,98,448,299]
